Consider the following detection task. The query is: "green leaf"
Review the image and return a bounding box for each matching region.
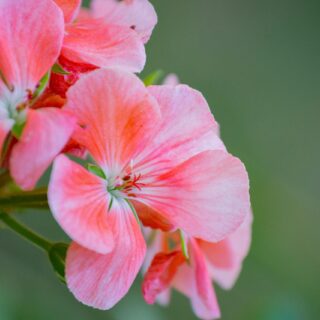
[52,63,70,75]
[143,70,164,86]
[11,121,26,139]
[179,230,189,260]
[48,242,69,284]
[87,164,106,179]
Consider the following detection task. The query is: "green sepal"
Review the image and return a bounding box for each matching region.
[33,71,50,99]
[125,199,142,228]
[48,242,69,284]
[11,121,26,139]
[52,63,70,75]
[108,196,114,212]
[179,230,189,260]
[87,164,106,179]
[143,70,164,86]
[146,229,157,246]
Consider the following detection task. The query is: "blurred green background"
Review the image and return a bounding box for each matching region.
[1,0,319,319]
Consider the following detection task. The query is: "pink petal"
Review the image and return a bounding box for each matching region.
[53,0,81,23]
[172,263,194,297]
[139,150,250,243]
[10,108,76,190]
[142,251,185,304]
[66,200,146,309]
[142,231,176,307]
[142,229,164,274]
[61,19,146,72]
[199,239,234,269]
[202,210,253,289]
[171,241,220,319]
[133,201,175,232]
[48,155,114,254]
[65,69,161,172]
[157,289,171,306]
[0,0,64,90]
[134,85,225,177]
[142,230,176,308]
[77,8,92,21]
[91,0,157,43]
[189,239,221,320]
[163,74,180,86]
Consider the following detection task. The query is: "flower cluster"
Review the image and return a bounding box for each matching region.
[0,1,252,319]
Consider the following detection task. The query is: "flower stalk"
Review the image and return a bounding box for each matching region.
[0,170,11,188]
[0,188,49,210]
[0,212,52,251]
[0,211,69,283]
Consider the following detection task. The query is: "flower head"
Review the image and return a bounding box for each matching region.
[48,68,250,309]
[50,0,149,97]
[55,0,147,71]
[0,0,75,190]
[142,211,253,320]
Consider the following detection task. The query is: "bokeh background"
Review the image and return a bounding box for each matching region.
[0,0,319,319]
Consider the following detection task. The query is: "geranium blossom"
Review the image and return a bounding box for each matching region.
[55,0,146,71]
[0,0,253,318]
[91,0,157,43]
[142,212,253,320]
[50,0,148,97]
[0,0,75,190]
[48,68,250,309]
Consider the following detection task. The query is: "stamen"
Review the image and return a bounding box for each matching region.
[127,193,137,198]
[16,102,27,112]
[107,161,145,199]
[122,174,131,181]
[26,89,33,101]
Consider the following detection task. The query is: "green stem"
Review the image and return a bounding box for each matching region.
[0,135,14,166]
[0,170,12,188]
[0,212,52,252]
[0,188,48,210]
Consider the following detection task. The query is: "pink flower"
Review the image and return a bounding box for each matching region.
[142,212,253,320]
[90,0,158,43]
[54,0,146,72]
[48,68,250,309]
[0,0,76,190]
[50,0,148,97]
